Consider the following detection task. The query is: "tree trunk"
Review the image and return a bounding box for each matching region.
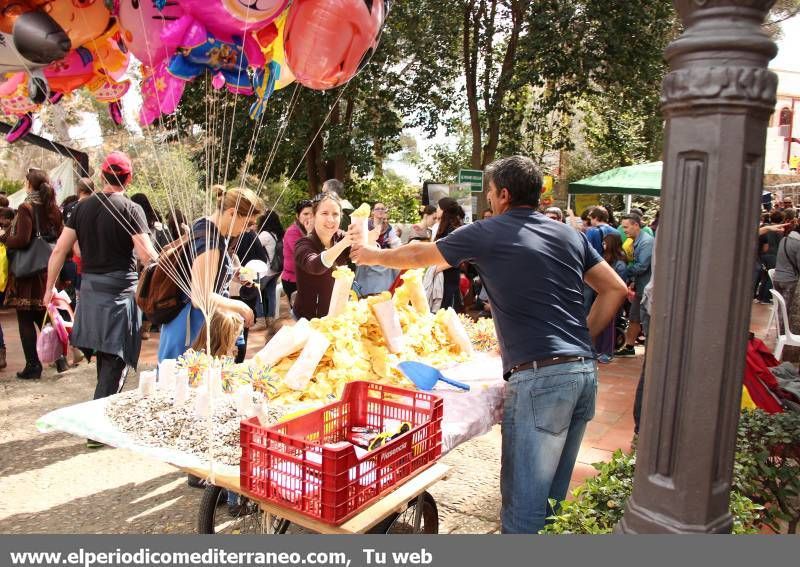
[463,0,483,169]
[482,0,523,169]
[305,139,322,195]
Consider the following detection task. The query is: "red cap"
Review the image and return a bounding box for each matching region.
[101,151,133,177]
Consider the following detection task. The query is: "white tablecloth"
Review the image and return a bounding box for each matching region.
[36,353,505,476]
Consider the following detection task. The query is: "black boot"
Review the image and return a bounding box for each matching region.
[16,363,43,380]
[55,356,69,373]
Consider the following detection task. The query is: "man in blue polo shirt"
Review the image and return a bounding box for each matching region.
[349,155,627,533]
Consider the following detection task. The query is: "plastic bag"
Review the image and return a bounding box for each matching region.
[36,324,64,365]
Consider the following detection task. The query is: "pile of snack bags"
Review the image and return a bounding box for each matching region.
[177,267,493,405]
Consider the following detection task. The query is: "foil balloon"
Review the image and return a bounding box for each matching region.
[1,1,113,100]
[0,1,71,73]
[0,72,39,142]
[138,0,288,124]
[255,9,293,91]
[45,0,112,49]
[40,21,129,95]
[248,59,279,119]
[139,60,185,125]
[0,21,130,141]
[174,0,289,42]
[284,0,387,91]
[116,0,185,68]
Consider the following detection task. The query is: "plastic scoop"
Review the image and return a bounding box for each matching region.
[397,361,470,391]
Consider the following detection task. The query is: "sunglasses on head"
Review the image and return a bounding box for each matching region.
[312,193,341,204]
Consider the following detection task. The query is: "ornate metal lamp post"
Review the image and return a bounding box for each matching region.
[617,0,778,533]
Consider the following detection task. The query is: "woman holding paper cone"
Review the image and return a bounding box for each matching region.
[293,193,352,320]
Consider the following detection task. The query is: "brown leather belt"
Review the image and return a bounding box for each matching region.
[503,356,587,380]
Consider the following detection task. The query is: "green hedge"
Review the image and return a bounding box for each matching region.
[543,410,800,534]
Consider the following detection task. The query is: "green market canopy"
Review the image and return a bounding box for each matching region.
[569,161,663,197]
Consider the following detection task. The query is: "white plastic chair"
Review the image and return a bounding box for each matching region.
[768,289,800,359]
[766,268,777,337]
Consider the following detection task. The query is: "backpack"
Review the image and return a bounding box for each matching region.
[135,233,191,326]
[265,231,283,275]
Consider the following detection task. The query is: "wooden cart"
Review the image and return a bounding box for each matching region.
[185,463,450,535]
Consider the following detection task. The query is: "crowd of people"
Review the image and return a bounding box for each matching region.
[0,150,706,534]
[758,195,800,363]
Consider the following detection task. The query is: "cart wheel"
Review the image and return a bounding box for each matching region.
[197,485,290,535]
[368,491,439,534]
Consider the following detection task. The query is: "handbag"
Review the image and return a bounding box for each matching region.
[10,205,55,279]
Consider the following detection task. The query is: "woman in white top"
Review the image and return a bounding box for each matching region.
[256,210,285,323]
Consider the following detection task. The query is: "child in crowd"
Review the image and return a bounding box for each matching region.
[189,311,243,358]
[187,310,245,515]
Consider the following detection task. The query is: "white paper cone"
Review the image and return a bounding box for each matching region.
[174,369,190,405]
[355,217,369,247]
[138,370,156,398]
[285,330,331,391]
[157,359,177,391]
[407,273,430,315]
[235,384,255,417]
[255,400,269,424]
[253,319,311,367]
[444,308,475,356]
[194,388,210,418]
[372,300,405,354]
[328,270,355,317]
[207,367,224,397]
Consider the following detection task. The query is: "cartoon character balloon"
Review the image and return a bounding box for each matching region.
[0,72,40,142]
[0,21,130,142]
[137,0,290,124]
[116,0,185,68]
[45,0,111,49]
[284,0,388,90]
[175,0,289,42]
[1,0,114,103]
[0,2,71,74]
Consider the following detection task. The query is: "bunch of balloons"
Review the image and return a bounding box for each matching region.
[0,0,390,141]
[0,0,129,141]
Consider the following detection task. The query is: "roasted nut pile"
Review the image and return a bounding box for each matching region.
[106,390,287,466]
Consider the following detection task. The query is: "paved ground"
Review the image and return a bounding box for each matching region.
[0,305,770,534]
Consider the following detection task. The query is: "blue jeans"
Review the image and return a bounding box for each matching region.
[501,359,597,534]
[259,276,278,319]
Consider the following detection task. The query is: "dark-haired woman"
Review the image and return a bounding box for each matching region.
[166,209,189,243]
[256,210,285,325]
[293,194,352,320]
[130,193,171,341]
[408,205,437,242]
[435,197,463,312]
[595,232,628,363]
[130,193,172,249]
[0,169,64,378]
[281,199,314,306]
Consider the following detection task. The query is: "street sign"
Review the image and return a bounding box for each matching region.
[458,169,484,193]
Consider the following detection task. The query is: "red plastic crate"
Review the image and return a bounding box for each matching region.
[240,381,443,525]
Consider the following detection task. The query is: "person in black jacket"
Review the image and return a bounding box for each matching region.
[231,222,269,360]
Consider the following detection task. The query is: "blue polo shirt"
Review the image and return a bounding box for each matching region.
[436,208,603,375]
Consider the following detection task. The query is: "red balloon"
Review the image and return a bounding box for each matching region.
[284,0,387,90]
